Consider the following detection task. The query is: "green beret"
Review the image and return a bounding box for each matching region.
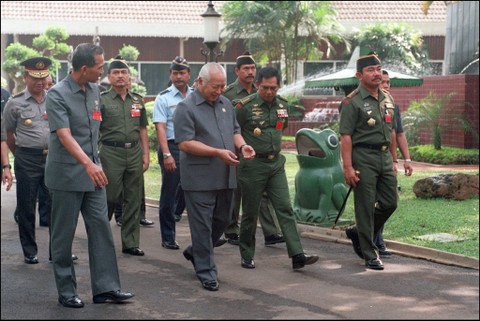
[356,52,381,72]
[108,55,129,71]
[236,51,255,67]
[170,56,190,70]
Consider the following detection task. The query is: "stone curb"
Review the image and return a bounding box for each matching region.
[297,224,479,270]
[145,198,479,270]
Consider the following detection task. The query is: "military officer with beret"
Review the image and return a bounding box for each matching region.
[223,52,284,247]
[235,66,319,270]
[152,56,193,249]
[3,56,52,264]
[339,52,398,270]
[100,56,149,256]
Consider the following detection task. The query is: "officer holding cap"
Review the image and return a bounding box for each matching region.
[339,52,398,270]
[152,56,193,249]
[223,51,283,247]
[99,55,149,256]
[3,56,52,264]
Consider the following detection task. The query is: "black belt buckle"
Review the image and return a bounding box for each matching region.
[124,143,132,148]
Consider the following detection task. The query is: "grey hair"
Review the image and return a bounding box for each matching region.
[198,62,226,83]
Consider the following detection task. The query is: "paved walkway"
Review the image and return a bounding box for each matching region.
[1,183,479,319]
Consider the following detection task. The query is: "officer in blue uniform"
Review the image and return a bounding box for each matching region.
[153,56,194,249]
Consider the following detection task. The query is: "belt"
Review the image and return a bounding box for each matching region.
[101,141,138,148]
[355,143,389,151]
[167,139,177,144]
[16,147,48,155]
[256,153,278,160]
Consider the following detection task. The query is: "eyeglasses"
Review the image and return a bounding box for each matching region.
[259,85,278,92]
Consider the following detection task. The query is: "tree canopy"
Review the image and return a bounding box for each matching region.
[353,22,432,76]
[220,1,348,85]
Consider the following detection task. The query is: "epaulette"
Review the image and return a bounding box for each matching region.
[11,92,24,98]
[131,91,144,98]
[238,94,255,105]
[277,95,289,102]
[223,83,234,93]
[346,89,358,99]
[100,90,109,95]
[159,88,170,95]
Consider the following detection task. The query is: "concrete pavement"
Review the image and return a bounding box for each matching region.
[1,184,479,319]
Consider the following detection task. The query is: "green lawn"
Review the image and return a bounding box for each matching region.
[144,151,480,258]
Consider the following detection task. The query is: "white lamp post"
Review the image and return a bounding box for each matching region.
[200,1,223,63]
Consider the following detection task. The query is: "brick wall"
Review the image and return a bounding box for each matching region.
[288,75,479,148]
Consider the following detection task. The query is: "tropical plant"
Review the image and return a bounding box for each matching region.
[220,1,348,85]
[2,26,70,94]
[353,22,432,76]
[402,91,455,150]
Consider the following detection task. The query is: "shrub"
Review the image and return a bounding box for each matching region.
[409,145,479,165]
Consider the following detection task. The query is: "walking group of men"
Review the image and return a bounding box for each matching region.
[1,44,411,306]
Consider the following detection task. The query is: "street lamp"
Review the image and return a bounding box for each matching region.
[200,1,223,63]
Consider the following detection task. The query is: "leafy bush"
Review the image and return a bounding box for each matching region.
[409,145,479,165]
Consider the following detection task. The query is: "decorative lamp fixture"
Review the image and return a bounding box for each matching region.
[200,1,223,63]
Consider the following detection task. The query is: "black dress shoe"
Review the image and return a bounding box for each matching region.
[292,253,319,269]
[93,290,135,303]
[183,249,195,266]
[345,227,365,259]
[116,220,122,226]
[140,218,154,226]
[378,248,392,257]
[264,234,285,245]
[241,258,255,269]
[174,214,182,222]
[24,255,39,264]
[58,295,84,308]
[226,233,240,245]
[365,258,384,270]
[214,237,227,247]
[122,247,145,256]
[202,280,219,291]
[162,241,180,250]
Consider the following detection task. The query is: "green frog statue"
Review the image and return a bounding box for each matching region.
[293,128,348,226]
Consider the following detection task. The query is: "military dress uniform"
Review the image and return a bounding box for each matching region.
[235,93,304,261]
[223,79,281,242]
[3,57,51,264]
[339,85,398,262]
[100,88,148,252]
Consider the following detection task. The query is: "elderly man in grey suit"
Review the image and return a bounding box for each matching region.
[45,43,134,308]
[174,62,255,291]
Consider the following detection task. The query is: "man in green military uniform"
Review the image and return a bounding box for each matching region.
[223,52,283,246]
[339,52,398,270]
[100,56,150,256]
[235,66,319,270]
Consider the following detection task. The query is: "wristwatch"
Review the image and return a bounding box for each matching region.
[2,164,12,170]
[163,153,172,159]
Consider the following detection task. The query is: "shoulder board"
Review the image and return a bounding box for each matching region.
[238,94,255,105]
[277,95,288,102]
[11,92,24,98]
[100,90,109,95]
[223,83,234,93]
[131,91,144,98]
[159,88,170,95]
[346,89,359,99]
